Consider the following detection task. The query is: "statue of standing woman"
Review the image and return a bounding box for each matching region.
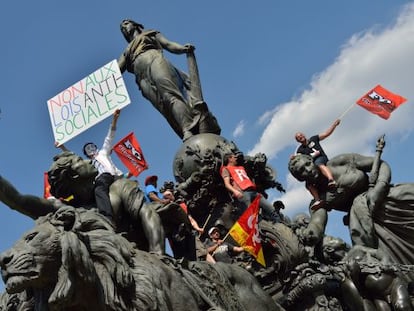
[118,19,220,141]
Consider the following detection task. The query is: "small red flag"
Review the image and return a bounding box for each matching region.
[356,85,407,120]
[113,132,148,177]
[228,194,266,266]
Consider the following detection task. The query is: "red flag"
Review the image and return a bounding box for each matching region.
[43,172,52,199]
[356,85,407,120]
[44,172,74,202]
[113,132,148,177]
[228,194,266,266]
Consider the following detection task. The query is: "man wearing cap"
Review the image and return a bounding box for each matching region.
[145,175,168,204]
[205,226,245,263]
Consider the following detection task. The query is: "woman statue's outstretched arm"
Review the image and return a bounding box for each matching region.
[0,174,57,219]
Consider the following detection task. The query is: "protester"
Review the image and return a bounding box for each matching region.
[82,109,131,220]
[221,153,280,222]
[163,190,203,235]
[145,175,168,204]
[162,189,215,262]
[294,119,340,210]
[56,109,131,220]
[205,226,245,263]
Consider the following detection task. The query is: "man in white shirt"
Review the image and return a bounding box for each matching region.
[83,109,130,220]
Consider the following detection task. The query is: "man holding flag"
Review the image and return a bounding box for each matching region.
[205,195,267,267]
[294,119,340,210]
[205,226,246,264]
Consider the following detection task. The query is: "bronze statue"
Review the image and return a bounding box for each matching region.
[288,136,414,268]
[340,245,413,311]
[0,206,283,311]
[2,16,414,310]
[118,19,220,141]
[0,151,166,255]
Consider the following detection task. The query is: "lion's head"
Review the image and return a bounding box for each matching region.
[0,206,145,311]
[48,152,97,206]
[0,218,61,294]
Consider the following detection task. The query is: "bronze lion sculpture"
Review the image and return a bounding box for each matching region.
[0,206,282,311]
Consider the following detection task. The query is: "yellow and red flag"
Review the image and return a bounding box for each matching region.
[228,194,266,266]
[356,85,407,120]
[113,132,148,177]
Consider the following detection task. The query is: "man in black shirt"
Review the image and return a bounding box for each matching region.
[294,119,340,210]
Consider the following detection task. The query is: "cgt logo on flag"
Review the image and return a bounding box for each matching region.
[356,85,407,120]
[113,132,148,177]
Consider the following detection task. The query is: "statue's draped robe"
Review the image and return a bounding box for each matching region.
[350,183,414,268]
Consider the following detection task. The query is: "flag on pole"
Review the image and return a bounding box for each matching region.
[356,85,407,120]
[228,194,266,266]
[113,132,148,177]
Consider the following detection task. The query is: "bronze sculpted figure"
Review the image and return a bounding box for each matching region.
[118,19,220,141]
[0,206,282,311]
[0,151,166,255]
[288,136,414,269]
[2,16,414,310]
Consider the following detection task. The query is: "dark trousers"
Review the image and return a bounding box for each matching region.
[95,173,115,218]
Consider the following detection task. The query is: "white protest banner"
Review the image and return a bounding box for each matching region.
[47,59,131,145]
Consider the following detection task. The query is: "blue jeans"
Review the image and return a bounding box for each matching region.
[240,190,278,222]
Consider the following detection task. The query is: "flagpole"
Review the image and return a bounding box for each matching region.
[199,213,212,237]
[337,102,356,120]
[222,230,231,241]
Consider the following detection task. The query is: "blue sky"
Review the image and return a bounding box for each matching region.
[1,1,414,290]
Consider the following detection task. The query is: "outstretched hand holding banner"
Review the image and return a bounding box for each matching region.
[47,59,131,145]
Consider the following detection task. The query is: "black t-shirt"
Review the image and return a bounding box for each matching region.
[205,239,237,263]
[296,135,327,158]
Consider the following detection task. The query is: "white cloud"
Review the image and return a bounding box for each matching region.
[250,3,414,160]
[232,120,246,138]
[250,3,414,224]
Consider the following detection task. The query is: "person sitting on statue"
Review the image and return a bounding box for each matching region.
[294,119,341,210]
[118,19,200,141]
[204,226,245,264]
[0,151,165,255]
[56,110,132,221]
[163,190,204,236]
[81,109,132,221]
[288,136,414,269]
[144,175,168,204]
[221,152,280,223]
